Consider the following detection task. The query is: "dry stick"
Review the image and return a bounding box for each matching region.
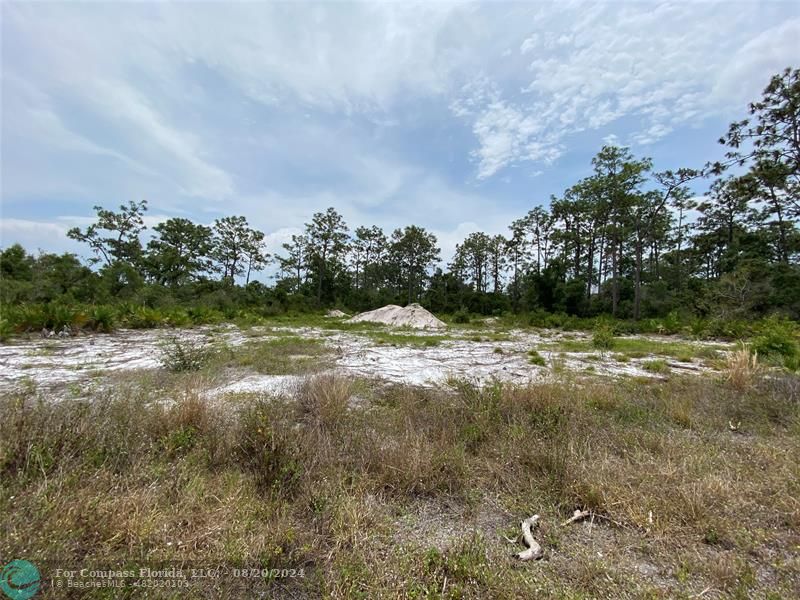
[515,508,629,562]
[561,509,590,526]
[591,512,629,530]
[516,515,543,561]
[503,534,519,544]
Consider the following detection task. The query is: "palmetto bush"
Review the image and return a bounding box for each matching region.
[752,316,799,371]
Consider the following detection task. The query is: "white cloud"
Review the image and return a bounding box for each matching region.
[0,219,78,255]
[453,4,799,178]
[712,19,800,111]
[1,2,475,205]
[631,123,674,146]
[88,80,234,199]
[519,34,539,55]
[2,0,797,259]
[470,99,562,179]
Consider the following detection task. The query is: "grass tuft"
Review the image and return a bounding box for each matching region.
[724,345,763,391]
[528,349,547,366]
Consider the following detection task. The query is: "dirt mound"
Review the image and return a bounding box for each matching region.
[325,309,349,318]
[347,303,446,329]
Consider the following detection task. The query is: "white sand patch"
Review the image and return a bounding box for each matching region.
[0,323,727,399]
[0,325,243,393]
[348,303,446,329]
[205,374,303,398]
[328,334,543,387]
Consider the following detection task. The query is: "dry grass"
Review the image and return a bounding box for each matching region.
[295,373,353,430]
[725,344,764,391]
[1,368,799,598]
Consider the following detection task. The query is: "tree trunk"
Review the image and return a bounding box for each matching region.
[586,235,595,300]
[771,188,789,263]
[676,206,684,292]
[316,261,323,303]
[611,234,619,317]
[633,235,643,321]
[598,231,606,287]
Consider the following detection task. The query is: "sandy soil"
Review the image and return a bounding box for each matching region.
[0,325,243,391]
[0,324,728,401]
[348,303,447,329]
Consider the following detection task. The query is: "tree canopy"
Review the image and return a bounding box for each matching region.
[3,68,799,321]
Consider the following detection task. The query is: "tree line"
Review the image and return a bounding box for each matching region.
[2,67,798,321]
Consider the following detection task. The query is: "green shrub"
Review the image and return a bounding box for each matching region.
[127,306,164,329]
[159,337,215,372]
[187,306,224,325]
[592,321,616,352]
[752,316,799,370]
[165,308,191,328]
[88,305,116,333]
[706,319,751,340]
[527,309,549,328]
[688,318,709,340]
[16,304,46,331]
[659,310,684,335]
[452,308,471,324]
[45,303,84,330]
[0,317,12,342]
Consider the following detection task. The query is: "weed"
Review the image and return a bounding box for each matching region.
[528,349,547,366]
[367,332,449,347]
[159,336,215,372]
[225,336,330,375]
[642,359,669,374]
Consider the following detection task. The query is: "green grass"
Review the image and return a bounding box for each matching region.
[464,332,513,342]
[548,336,729,360]
[220,336,332,375]
[367,332,451,347]
[528,349,547,366]
[642,359,669,374]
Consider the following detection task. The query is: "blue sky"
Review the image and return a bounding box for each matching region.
[1,1,798,267]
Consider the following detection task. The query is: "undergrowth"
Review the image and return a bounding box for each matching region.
[1,372,798,597]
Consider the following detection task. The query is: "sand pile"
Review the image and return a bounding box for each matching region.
[347,303,446,329]
[325,309,349,318]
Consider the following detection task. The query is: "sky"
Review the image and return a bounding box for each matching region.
[1,1,798,274]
